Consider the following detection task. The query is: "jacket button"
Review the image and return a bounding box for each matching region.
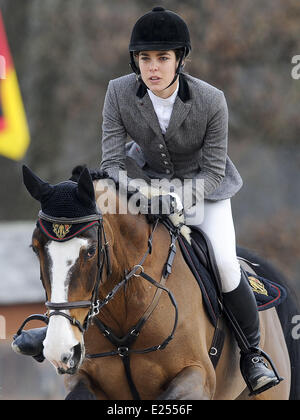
[166,169,171,174]
[161,153,166,157]
[159,144,164,149]
[164,161,169,165]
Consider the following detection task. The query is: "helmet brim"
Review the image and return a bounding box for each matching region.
[129,42,191,55]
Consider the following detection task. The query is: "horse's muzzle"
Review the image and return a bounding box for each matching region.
[56,343,84,375]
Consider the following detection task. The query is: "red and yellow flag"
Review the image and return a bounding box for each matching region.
[0,11,30,160]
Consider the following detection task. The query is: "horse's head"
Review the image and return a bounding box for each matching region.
[23,166,108,374]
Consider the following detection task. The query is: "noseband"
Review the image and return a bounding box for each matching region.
[39,211,111,334]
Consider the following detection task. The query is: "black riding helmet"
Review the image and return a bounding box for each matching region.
[129,6,191,89]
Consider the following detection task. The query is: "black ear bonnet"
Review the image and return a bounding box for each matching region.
[23,165,100,241]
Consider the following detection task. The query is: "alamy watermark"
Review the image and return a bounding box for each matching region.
[291,55,300,80]
[95,171,205,225]
[0,315,6,340]
[291,315,300,340]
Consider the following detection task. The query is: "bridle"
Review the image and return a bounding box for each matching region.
[39,211,111,334]
[38,210,179,350]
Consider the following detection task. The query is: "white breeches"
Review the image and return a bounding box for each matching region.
[184,198,241,293]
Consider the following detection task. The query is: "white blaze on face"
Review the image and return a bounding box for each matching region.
[43,238,88,370]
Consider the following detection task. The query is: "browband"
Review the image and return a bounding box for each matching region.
[38,210,102,224]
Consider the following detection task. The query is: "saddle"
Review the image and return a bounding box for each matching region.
[178,225,287,328]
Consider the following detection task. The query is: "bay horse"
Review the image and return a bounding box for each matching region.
[17,165,300,400]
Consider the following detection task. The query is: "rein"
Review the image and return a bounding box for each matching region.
[85,218,180,400]
[44,214,180,400]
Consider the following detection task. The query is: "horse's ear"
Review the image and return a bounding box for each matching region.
[77,167,95,207]
[22,165,53,202]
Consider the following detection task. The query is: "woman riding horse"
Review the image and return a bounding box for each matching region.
[14,7,280,396]
[99,7,280,394]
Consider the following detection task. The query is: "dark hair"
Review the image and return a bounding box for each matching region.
[134,48,185,62]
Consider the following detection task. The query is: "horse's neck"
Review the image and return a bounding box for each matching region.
[104,211,150,275]
[99,212,153,330]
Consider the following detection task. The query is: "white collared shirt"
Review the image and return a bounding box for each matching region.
[147,83,179,134]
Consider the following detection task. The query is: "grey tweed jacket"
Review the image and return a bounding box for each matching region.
[100,72,243,201]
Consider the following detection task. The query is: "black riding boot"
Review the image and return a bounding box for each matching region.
[12,327,47,362]
[222,269,282,395]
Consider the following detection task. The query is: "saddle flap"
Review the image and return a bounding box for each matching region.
[178,226,288,328]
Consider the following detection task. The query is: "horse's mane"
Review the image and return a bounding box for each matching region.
[70,165,111,183]
[70,163,153,221]
[69,164,142,204]
[70,157,152,189]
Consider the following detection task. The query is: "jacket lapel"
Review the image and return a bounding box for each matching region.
[136,94,164,139]
[164,97,192,141]
[165,74,192,140]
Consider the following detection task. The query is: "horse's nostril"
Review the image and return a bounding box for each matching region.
[61,352,72,364]
[72,343,82,364]
[60,344,82,372]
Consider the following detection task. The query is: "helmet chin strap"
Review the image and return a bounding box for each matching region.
[129,52,149,90]
[163,48,186,91]
[129,51,140,76]
[130,48,186,92]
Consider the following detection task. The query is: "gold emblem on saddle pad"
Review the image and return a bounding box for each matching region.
[52,223,72,239]
[248,276,268,296]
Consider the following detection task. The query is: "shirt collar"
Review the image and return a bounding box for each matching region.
[136,73,191,103]
[147,82,179,106]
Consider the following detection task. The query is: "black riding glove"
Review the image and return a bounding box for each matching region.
[140,192,183,224]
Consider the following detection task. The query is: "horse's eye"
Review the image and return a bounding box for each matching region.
[86,246,96,259]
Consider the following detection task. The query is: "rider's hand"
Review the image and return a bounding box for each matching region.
[168,191,183,213]
[146,192,182,217]
[142,191,184,226]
